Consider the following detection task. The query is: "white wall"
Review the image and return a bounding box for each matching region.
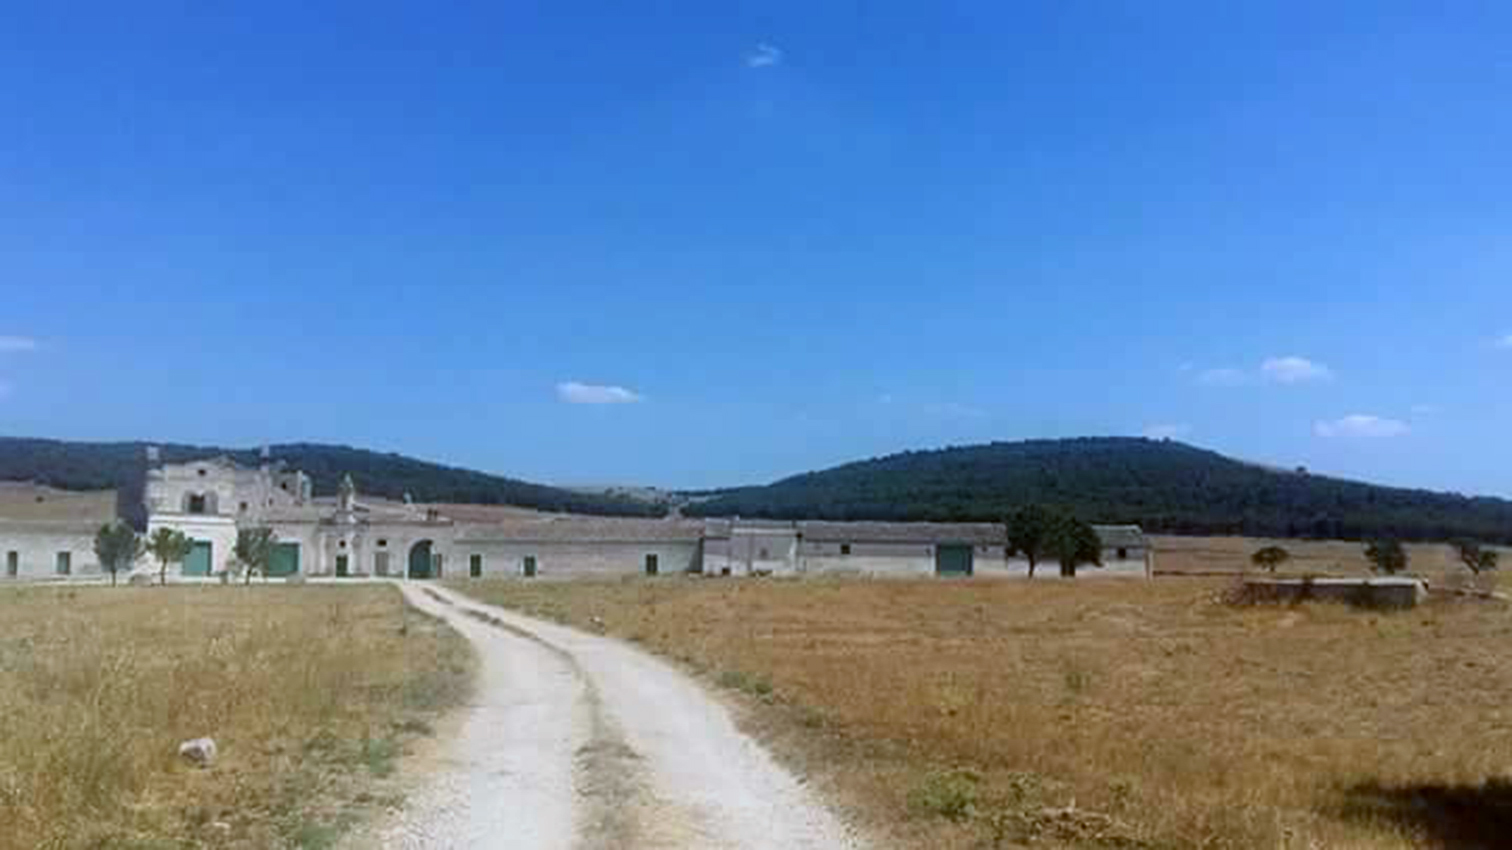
[147,514,238,576]
[452,540,701,580]
[0,522,105,579]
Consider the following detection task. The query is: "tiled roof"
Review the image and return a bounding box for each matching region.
[796,520,1006,545]
[0,483,118,523]
[457,515,705,543]
[1092,525,1148,549]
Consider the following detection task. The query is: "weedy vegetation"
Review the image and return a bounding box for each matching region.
[0,584,473,849]
[457,573,1512,849]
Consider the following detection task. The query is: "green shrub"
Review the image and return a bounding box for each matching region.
[908,769,981,821]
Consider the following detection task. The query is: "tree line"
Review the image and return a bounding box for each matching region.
[0,437,667,523]
[687,438,1512,545]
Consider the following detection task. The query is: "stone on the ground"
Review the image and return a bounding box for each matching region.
[179,737,218,768]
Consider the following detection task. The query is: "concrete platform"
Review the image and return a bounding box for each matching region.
[1240,576,1429,609]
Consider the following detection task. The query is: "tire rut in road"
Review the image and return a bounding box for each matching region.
[441,591,701,849]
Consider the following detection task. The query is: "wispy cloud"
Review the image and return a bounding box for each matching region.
[556,381,643,405]
[0,336,37,353]
[1261,355,1333,384]
[1314,414,1410,439]
[1196,367,1248,387]
[745,43,783,68]
[1496,333,1512,350]
[1142,423,1192,440]
[1192,355,1332,387]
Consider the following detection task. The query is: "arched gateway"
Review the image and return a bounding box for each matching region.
[408,540,435,579]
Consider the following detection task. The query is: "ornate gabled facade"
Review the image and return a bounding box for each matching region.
[146,452,455,579]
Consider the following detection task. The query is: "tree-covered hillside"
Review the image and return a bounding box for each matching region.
[0,437,667,525]
[685,438,1512,544]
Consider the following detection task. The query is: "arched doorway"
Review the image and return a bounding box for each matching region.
[409,540,434,579]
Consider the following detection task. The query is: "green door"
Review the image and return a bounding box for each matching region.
[523,555,537,578]
[184,541,213,577]
[408,541,433,579]
[645,553,659,576]
[935,544,974,577]
[335,555,349,578]
[267,543,300,577]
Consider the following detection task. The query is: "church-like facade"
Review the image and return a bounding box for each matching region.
[146,449,458,579]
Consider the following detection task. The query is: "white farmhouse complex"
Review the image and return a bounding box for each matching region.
[0,450,1150,582]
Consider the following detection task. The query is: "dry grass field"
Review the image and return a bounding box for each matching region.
[1151,536,1507,588]
[455,574,1512,849]
[0,584,473,850]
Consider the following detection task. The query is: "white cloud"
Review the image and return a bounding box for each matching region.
[1196,367,1248,387]
[0,336,36,353]
[1261,355,1332,384]
[555,381,643,405]
[1314,414,1410,439]
[745,43,783,68]
[1496,333,1512,349]
[1142,423,1191,440]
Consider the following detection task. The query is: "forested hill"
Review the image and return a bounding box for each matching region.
[0,438,667,522]
[685,438,1512,544]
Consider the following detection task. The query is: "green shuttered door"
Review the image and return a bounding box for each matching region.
[935,544,974,576]
[184,541,213,576]
[267,543,300,577]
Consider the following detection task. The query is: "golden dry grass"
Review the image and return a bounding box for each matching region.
[1152,536,1509,589]
[0,584,473,850]
[455,574,1512,849]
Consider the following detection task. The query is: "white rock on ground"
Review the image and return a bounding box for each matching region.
[356,582,867,850]
[178,737,217,768]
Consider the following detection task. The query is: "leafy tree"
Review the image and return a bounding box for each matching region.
[1007,505,1055,578]
[146,527,193,586]
[1364,539,1409,575]
[1454,540,1500,575]
[93,521,143,586]
[234,526,276,585]
[1049,515,1102,578]
[1250,545,1291,573]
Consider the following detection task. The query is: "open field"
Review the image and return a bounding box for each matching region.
[1151,536,1508,591]
[0,584,473,850]
[455,575,1512,849]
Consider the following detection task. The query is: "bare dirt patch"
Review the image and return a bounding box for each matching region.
[0,584,473,849]
[453,574,1512,849]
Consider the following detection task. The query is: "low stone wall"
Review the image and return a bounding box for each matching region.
[1238,577,1429,609]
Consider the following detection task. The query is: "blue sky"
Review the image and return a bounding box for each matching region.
[3,2,1511,493]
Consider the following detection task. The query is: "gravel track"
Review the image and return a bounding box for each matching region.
[356,582,865,850]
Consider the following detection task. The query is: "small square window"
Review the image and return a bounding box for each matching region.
[1117,547,1128,560]
[840,543,852,556]
[239,501,249,513]
[377,539,388,548]
[197,469,207,477]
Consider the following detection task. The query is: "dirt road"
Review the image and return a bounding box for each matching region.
[360,582,865,850]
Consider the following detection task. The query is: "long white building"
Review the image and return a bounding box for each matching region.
[0,450,1150,582]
